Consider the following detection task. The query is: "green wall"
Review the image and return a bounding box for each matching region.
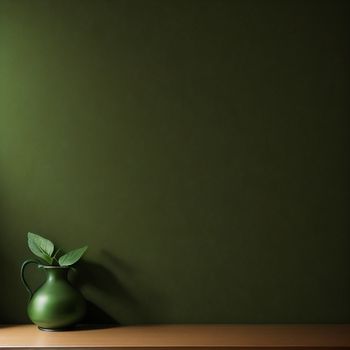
[0,0,349,324]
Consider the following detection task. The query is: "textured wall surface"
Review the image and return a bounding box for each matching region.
[0,0,349,324]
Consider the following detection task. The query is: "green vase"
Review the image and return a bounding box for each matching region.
[20,260,86,331]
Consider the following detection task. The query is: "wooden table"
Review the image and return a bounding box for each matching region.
[0,324,350,349]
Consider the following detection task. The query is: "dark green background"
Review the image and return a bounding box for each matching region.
[0,0,349,324]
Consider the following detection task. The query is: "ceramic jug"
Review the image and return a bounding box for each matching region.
[20,260,86,331]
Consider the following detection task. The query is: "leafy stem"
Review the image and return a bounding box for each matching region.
[27,232,88,267]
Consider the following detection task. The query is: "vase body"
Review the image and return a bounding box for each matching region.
[22,264,86,330]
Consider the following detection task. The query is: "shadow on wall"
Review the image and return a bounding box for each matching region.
[70,259,121,324]
[70,251,145,325]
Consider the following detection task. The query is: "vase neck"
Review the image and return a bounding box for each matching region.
[45,268,69,282]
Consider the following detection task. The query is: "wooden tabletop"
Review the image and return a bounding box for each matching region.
[0,324,350,349]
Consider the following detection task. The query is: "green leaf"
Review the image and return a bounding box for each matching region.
[27,232,54,265]
[59,246,88,266]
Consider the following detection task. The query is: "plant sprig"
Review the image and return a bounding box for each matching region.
[27,232,88,267]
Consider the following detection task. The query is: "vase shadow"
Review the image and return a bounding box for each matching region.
[70,257,139,326]
[64,323,119,331]
[83,300,119,325]
[100,249,166,323]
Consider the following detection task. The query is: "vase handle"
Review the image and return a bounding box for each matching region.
[20,260,39,300]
